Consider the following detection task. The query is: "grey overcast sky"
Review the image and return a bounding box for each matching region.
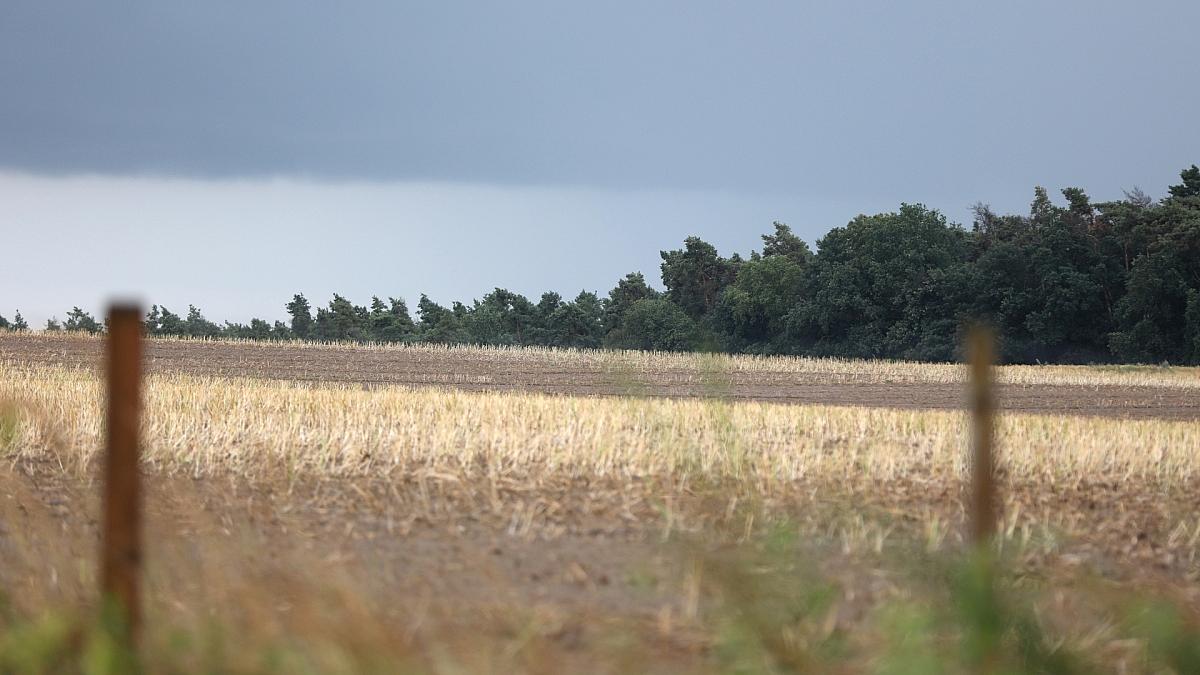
[2,1,1198,327]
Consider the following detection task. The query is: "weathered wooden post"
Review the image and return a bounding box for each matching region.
[967,325,997,546]
[102,304,143,641]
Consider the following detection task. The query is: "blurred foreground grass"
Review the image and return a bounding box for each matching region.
[3,528,1198,675]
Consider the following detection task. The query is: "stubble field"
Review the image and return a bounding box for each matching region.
[1,332,1199,673]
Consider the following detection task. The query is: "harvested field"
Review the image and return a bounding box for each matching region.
[3,332,1199,420]
[2,335,1200,672]
[4,464,1200,673]
[3,361,1199,483]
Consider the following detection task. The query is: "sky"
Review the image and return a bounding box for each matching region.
[2,0,1198,328]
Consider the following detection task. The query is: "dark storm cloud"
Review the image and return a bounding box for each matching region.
[2,1,1197,199]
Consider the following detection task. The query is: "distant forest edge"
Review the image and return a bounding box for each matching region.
[5,165,1200,365]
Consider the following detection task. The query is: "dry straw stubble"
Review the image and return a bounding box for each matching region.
[1,361,1197,487]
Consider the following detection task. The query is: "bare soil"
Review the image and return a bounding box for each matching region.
[3,334,1198,420]
[4,335,1200,669]
[3,462,1199,669]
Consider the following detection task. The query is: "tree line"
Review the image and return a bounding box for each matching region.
[6,165,1199,364]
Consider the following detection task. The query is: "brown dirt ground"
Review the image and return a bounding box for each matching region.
[3,335,1200,669]
[3,461,1199,670]
[2,334,1198,420]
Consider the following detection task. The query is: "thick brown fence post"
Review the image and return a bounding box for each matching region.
[967,326,997,547]
[102,304,143,640]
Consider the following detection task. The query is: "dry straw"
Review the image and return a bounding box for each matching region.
[2,361,1197,486]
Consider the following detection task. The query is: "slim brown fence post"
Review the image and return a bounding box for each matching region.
[102,304,143,641]
[967,325,997,547]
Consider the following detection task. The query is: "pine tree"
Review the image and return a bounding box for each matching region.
[417,294,448,329]
[286,294,314,339]
[64,307,102,334]
[159,306,185,335]
[659,237,738,319]
[385,297,416,341]
[1029,186,1057,226]
[361,296,411,342]
[315,294,366,341]
[1168,165,1200,199]
[184,305,221,338]
[760,222,813,263]
[368,296,392,341]
[145,305,162,334]
[603,273,658,333]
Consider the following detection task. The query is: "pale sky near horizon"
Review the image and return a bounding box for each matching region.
[2,1,1198,328]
